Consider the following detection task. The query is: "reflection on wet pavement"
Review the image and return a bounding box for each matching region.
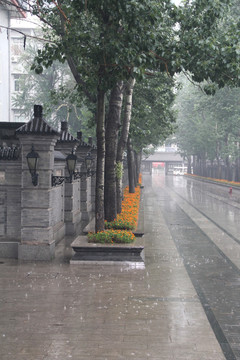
[154,174,240,360]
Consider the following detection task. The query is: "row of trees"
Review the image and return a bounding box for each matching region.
[13,45,176,222]
[175,0,240,182]
[6,0,240,231]
[175,76,240,181]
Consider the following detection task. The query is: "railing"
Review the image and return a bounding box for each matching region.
[0,146,20,160]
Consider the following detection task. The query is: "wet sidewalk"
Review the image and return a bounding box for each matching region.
[0,175,228,360]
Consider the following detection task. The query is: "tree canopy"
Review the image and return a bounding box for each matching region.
[12,43,95,140]
[2,0,240,226]
[175,75,240,165]
[130,72,176,153]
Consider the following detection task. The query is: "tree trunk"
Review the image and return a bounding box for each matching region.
[192,155,196,175]
[133,151,138,186]
[236,157,240,182]
[104,81,124,222]
[135,150,142,183]
[95,89,105,232]
[187,156,191,174]
[202,157,206,177]
[127,137,135,193]
[116,77,135,212]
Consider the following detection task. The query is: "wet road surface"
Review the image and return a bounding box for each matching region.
[151,173,240,360]
[0,173,239,359]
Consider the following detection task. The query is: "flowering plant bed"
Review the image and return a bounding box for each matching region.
[87,177,142,244]
[104,185,140,231]
[71,177,144,263]
[87,229,135,244]
[185,173,240,187]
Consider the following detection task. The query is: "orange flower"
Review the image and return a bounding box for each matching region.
[186,174,240,186]
[105,182,141,231]
[95,174,142,243]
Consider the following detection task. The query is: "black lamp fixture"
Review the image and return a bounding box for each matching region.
[70,151,95,180]
[26,145,39,186]
[66,149,77,181]
[84,152,95,177]
[52,150,77,186]
[52,150,95,187]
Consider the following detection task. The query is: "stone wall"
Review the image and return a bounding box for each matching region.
[0,109,96,260]
[64,180,81,235]
[0,161,21,242]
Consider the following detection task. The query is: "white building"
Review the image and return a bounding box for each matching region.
[10,17,39,122]
[0,0,26,121]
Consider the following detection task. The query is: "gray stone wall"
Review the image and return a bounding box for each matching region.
[0,191,6,237]
[64,180,81,235]
[0,114,96,260]
[0,161,21,241]
[86,177,92,212]
[52,185,64,225]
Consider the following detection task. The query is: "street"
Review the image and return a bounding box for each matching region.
[0,173,240,359]
[146,173,240,360]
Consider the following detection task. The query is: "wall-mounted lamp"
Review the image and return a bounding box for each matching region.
[52,150,96,187]
[52,150,77,186]
[66,150,77,181]
[85,152,96,177]
[73,152,96,179]
[26,145,39,186]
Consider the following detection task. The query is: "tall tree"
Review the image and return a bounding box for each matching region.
[4,0,240,230]
[116,77,135,212]
[175,75,240,179]
[104,81,124,221]
[131,73,176,152]
[29,0,179,231]
[126,72,176,189]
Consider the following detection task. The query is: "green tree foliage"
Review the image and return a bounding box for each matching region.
[30,0,178,91]
[177,0,240,90]
[12,43,95,140]
[28,0,179,230]
[175,75,240,166]
[130,73,176,152]
[175,0,240,177]
[4,0,240,226]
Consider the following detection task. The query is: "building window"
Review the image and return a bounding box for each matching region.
[13,75,21,92]
[11,37,24,57]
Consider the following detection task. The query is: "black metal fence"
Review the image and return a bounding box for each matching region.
[193,162,240,182]
[0,146,20,160]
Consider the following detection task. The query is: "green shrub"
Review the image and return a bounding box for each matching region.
[87,229,135,244]
[105,219,135,230]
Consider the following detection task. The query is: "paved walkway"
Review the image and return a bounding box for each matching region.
[0,174,233,360]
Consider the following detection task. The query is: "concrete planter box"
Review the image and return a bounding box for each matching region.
[71,187,145,264]
[70,235,144,263]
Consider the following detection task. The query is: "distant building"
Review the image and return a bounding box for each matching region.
[142,151,186,175]
[0,0,26,121]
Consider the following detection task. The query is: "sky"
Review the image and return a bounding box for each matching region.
[172,0,182,5]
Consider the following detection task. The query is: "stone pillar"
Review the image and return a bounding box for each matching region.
[64,179,81,236]
[18,134,59,260]
[79,173,90,224]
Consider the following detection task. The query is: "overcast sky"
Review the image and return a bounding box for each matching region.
[172,0,182,5]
